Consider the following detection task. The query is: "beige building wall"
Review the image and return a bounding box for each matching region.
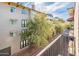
[0,3,29,55]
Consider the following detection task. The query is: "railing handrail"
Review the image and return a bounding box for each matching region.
[36,34,62,56]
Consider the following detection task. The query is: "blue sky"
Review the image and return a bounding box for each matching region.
[19,2,75,20]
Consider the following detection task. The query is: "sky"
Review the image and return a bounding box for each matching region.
[19,2,75,21]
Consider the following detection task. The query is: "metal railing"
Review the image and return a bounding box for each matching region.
[36,34,74,56]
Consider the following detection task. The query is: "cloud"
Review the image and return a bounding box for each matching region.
[34,2,44,5]
[34,2,70,14]
[33,2,72,20]
[46,2,60,10]
[46,2,70,13]
[34,2,47,12]
[52,12,69,20]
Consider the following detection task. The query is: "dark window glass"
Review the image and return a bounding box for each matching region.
[21,10,27,14]
[11,7,16,13]
[10,19,17,25]
[10,32,13,37]
[21,19,27,27]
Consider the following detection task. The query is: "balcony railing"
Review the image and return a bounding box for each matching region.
[36,32,75,56]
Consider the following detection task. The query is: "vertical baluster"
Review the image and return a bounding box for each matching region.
[49,47,51,56]
[51,45,53,55]
[24,40,26,46]
[48,48,50,56]
[24,40,25,47]
[53,43,55,55]
[20,41,21,49]
[50,46,52,56]
[59,37,61,55]
[47,48,49,56]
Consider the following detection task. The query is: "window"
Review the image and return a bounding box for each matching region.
[21,19,27,27]
[21,29,26,33]
[11,7,16,13]
[10,19,17,25]
[10,32,14,37]
[21,10,28,14]
[20,29,29,49]
[20,40,29,49]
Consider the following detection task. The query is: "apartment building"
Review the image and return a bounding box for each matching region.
[0,2,32,55]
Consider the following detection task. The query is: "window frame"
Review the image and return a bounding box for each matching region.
[21,19,27,27]
[10,19,17,25]
[21,10,28,14]
[10,7,16,13]
[9,32,16,37]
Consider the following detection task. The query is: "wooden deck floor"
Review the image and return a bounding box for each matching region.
[13,46,42,56]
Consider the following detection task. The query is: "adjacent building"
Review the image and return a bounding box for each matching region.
[0,2,53,55]
[67,7,74,22]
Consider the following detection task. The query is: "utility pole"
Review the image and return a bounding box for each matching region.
[74,2,79,56]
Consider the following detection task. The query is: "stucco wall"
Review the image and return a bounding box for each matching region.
[0,3,29,55]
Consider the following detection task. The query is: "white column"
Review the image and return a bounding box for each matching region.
[74,2,79,56]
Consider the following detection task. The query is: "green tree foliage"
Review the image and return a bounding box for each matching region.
[65,22,74,29]
[20,15,66,48]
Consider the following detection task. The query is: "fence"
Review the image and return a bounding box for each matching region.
[36,34,74,56]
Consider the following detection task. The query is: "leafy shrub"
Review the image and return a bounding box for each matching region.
[52,20,65,34]
[20,15,66,47]
[65,22,74,29]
